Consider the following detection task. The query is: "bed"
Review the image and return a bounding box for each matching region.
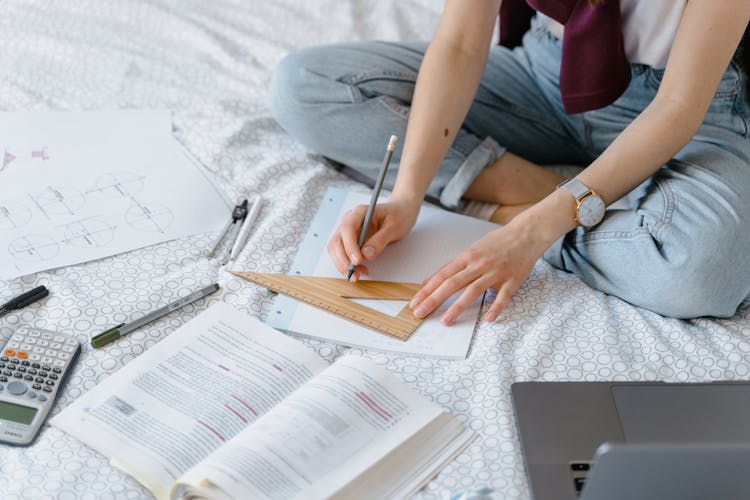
[2,1,750,498]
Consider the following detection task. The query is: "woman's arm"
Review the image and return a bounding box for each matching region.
[412,1,750,324]
[328,0,502,278]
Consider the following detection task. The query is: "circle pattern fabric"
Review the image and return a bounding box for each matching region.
[2,2,750,499]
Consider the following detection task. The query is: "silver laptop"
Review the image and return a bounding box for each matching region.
[511,382,750,499]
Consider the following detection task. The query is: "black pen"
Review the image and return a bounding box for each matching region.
[0,285,49,317]
[347,135,398,280]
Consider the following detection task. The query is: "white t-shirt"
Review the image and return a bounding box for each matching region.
[540,0,687,69]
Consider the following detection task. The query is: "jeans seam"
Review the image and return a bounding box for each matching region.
[375,95,409,119]
[731,63,749,138]
[338,70,416,87]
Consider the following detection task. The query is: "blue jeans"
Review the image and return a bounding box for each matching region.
[269,22,750,319]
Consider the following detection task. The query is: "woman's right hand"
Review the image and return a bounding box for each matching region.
[327,196,420,280]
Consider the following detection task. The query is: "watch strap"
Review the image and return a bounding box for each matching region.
[557,178,591,200]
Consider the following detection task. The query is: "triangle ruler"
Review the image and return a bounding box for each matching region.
[232,271,425,341]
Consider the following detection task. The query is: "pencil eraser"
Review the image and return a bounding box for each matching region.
[387,135,398,151]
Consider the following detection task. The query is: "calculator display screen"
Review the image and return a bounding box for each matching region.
[0,400,37,425]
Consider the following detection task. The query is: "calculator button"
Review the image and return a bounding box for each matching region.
[32,383,41,389]
[62,345,76,353]
[65,338,77,346]
[52,367,61,374]
[38,394,48,401]
[45,380,55,386]
[53,360,65,367]
[27,330,40,338]
[42,365,51,371]
[38,371,48,377]
[9,359,19,364]
[41,358,53,365]
[0,376,6,383]
[16,351,28,360]
[3,349,15,357]
[26,338,37,345]
[13,373,22,378]
[45,350,56,357]
[7,365,14,371]
[38,340,49,347]
[7,381,26,395]
[6,342,20,349]
[57,352,70,360]
[53,335,65,343]
[17,367,26,373]
[28,369,37,375]
[42,386,52,393]
[20,360,29,366]
[49,374,58,380]
[40,333,53,340]
[35,377,44,383]
[3,370,11,376]
[31,363,40,368]
[32,348,44,355]
[24,375,32,381]
[0,362,4,368]
[0,356,7,362]
[29,354,41,362]
[50,342,62,350]
[21,344,32,351]
[28,392,36,399]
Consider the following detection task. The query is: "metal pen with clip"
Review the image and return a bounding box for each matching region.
[91,283,220,348]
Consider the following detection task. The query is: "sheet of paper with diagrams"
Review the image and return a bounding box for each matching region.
[0,111,230,279]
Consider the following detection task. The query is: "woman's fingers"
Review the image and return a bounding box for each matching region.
[484,281,516,322]
[409,258,467,312]
[439,275,495,325]
[327,232,352,275]
[340,207,366,266]
[412,266,479,319]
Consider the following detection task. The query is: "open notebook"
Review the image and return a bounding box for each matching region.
[51,303,475,500]
[266,187,499,358]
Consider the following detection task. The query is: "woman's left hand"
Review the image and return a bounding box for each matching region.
[408,219,548,325]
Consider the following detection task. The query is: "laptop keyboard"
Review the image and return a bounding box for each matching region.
[570,462,591,496]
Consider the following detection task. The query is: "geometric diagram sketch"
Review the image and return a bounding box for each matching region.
[2,148,16,171]
[87,171,146,198]
[0,201,32,230]
[29,185,86,218]
[61,216,117,248]
[125,200,173,233]
[8,234,60,262]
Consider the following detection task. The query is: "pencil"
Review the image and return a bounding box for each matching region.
[347,135,398,281]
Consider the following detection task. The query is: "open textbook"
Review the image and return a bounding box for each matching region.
[267,187,499,359]
[51,303,475,500]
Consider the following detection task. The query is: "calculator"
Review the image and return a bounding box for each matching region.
[0,326,80,446]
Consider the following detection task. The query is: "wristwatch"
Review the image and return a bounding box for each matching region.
[557,178,605,228]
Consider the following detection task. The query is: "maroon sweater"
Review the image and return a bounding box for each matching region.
[500,0,630,114]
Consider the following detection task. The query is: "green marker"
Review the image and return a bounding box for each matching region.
[91,283,220,348]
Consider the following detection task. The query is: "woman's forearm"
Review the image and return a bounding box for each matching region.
[391,1,499,206]
[520,96,705,249]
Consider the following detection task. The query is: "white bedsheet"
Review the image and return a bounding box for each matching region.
[2,1,750,499]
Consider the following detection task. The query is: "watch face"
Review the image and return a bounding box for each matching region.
[578,196,605,227]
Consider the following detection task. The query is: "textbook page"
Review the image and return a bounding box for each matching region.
[269,187,498,358]
[174,356,446,500]
[51,303,328,500]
